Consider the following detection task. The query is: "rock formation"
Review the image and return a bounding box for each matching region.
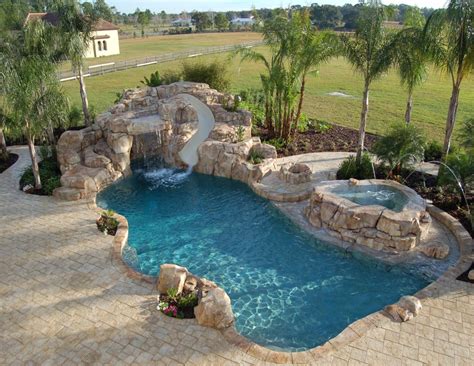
[54,82,276,200]
[304,180,431,252]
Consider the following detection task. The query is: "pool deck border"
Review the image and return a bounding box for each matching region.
[108,195,473,364]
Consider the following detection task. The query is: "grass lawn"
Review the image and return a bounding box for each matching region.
[62,47,474,143]
[59,32,262,71]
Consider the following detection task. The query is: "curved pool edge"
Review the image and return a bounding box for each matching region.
[103,199,473,364]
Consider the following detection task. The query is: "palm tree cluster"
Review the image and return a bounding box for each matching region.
[244,0,472,165]
[239,10,336,140]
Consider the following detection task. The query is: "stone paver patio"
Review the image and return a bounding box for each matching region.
[1,146,473,365]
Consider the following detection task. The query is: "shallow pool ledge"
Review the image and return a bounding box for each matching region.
[104,201,473,364]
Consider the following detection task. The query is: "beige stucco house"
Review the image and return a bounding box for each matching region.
[25,13,120,58]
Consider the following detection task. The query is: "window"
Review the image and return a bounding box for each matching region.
[98,41,102,51]
[103,41,107,51]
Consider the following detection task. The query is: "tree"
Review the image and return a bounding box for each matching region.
[423,0,474,158]
[239,10,336,140]
[54,0,94,126]
[192,11,211,32]
[137,10,151,37]
[1,20,67,189]
[0,107,9,161]
[311,5,343,29]
[340,1,395,163]
[393,27,427,124]
[214,13,229,32]
[93,0,113,21]
[403,6,425,27]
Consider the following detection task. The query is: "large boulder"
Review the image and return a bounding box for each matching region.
[156,264,188,295]
[194,287,234,329]
[420,241,450,259]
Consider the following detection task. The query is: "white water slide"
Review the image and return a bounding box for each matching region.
[177,94,215,168]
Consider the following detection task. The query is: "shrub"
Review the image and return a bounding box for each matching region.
[438,150,474,194]
[265,138,286,150]
[297,113,311,133]
[424,140,443,162]
[177,292,198,308]
[313,120,332,134]
[240,101,265,128]
[373,123,426,175]
[235,125,245,142]
[181,60,230,91]
[96,210,119,236]
[161,70,182,85]
[458,118,474,152]
[19,154,61,195]
[248,150,264,164]
[141,71,162,87]
[67,105,83,128]
[336,153,374,180]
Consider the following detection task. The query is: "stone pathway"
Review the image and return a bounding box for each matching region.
[1,146,473,365]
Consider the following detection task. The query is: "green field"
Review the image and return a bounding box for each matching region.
[62,46,474,143]
[60,32,262,71]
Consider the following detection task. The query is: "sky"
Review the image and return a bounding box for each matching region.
[104,0,448,14]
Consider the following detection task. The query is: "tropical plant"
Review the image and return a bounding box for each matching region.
[423,0,474,158]
[339,1,396,163]
[1,20,68,190]
[392,27,427,124]
[248,150,264,164]
[238,10,336,141]
[373,123,426,175]
[235,126,245,142]
[424,140,443,162]
[54,0,95,126]
[141,71,162,87]
[458,118,474,152]
[176,292,198,308]
[336,153,374,180]
[438,150,474,205]
[0,107,9,161]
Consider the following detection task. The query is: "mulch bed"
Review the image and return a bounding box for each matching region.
[0,153,19,174]
[258,124,378,157]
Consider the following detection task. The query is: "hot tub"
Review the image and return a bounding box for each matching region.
[305,179,432,252]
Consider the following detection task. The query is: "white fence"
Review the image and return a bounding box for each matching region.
[59,40,264,82]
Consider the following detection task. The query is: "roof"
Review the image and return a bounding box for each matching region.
[25,12,119,31]
[93,34,110,40]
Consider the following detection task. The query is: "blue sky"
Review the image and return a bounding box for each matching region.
[105,1,448,14]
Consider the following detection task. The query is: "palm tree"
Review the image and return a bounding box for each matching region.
[424,0,474,157]
[339,1,395,163]
[54,0,94,126]
[1,21,68,189]
[393,27,427,124]
[238,10,336,140]
[0,106,11,161]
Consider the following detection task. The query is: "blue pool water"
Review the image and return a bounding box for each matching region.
[97,168,429,351]
[331,184,409,212]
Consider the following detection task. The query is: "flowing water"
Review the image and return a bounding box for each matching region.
[97,168,429,351]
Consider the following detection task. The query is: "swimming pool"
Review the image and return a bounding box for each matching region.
[97,168,429,351]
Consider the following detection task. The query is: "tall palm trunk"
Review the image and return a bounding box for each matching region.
[0,128,7,160]
[27,134,42,190]
[78,65,91,126]
[442,81,461,158]
[356,82,370,164]
[294,76,306,129]
[405,91,413,124]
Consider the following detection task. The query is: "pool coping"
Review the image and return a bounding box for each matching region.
[105,197,473,364]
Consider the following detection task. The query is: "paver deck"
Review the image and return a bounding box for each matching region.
[1,146,473,365]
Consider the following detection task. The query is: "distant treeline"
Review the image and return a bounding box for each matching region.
[0,0,435,33]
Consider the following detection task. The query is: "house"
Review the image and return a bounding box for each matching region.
[25,12,120,58]
[171,18,193,27]
[230,16,255,27]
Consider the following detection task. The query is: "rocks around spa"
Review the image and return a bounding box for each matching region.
[304,179,432,253]
[156,263,234,330]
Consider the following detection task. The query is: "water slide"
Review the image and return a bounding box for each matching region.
[177,94,215,168]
